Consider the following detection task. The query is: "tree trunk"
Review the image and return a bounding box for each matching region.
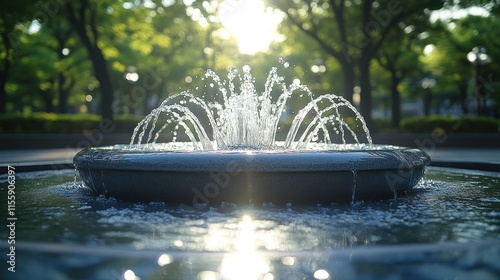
[57,71,68,113]
[359,57,373,130]
[358,0,375,130]
[89,47,113,119]
[0,31,11,114]
[43,94,55,112]
[65,1,114,120]
[390,72,401,128]
[340,61,355,104]
[0,62,8,114]
[42,80,55,113]
[423,89,432,116]
[382,52,402,128]
[55,28,72,114]
[457,79,468,115]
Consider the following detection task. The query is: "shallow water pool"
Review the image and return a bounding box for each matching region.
[1,167,500,279]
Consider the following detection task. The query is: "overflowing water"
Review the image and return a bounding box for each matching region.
[130,65,371,150]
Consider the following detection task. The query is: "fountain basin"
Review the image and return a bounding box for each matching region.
[74,144,430,205]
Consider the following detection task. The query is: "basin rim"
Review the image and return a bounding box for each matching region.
[73,144,431,173]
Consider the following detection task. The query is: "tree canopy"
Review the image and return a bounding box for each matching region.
[1,0,499,126]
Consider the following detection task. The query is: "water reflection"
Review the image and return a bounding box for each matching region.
[220,215,272,280]
[5,168,500,279]
[157,253,173,266]
[198,270,220,280]
[123,269,139,280]
[313,269,330,279]
[281,256,295,266]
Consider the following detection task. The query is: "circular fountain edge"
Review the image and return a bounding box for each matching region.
[73,144,431,205]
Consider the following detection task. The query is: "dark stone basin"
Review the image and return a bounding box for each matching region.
[73,144,431,207]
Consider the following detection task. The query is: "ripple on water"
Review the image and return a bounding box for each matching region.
[3,167,500,279]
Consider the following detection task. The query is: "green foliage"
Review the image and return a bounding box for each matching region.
[0,113,142,134]
[372,118,393,131]
[401,115,499,133]
[420,15,500,115]
[335,117,390,133]
[2,0,500,125]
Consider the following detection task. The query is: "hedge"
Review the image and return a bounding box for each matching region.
[400,115,499,133]
[0,113,142,134]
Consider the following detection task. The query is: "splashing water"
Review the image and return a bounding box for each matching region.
[130,65,371,150]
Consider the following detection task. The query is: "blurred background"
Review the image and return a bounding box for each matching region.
[1,0,499,139]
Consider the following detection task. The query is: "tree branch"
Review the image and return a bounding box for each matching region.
[79,0,88,27]
[330,0,348,45]
[281,8,343,61]
[372,2,436,57]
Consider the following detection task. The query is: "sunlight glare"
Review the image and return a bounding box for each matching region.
[313,269,330,280]
[157,254,173,266]
[219,0,283,54]
[423,44,434,56]
[430,6,489,22]
[220,214,271,280]
[123,269,139,280]
[221,251,270,280]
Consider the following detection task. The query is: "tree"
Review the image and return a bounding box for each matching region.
[376,13,431,126]
[65,0,114,120]
[423,15,500,116]
[104,0,239,115]
[50,21,75,113]
[422,20,473,115]
[269,0,443,128]
[0,1,35,113]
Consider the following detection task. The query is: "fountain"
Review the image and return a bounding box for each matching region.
[73,65,430,207]
[4,64,500,280]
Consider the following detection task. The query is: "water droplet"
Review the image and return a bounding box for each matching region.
[278,56,290,68]
[242,64,251,72]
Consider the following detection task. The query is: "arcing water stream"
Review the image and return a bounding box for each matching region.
[131,65,371,150]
